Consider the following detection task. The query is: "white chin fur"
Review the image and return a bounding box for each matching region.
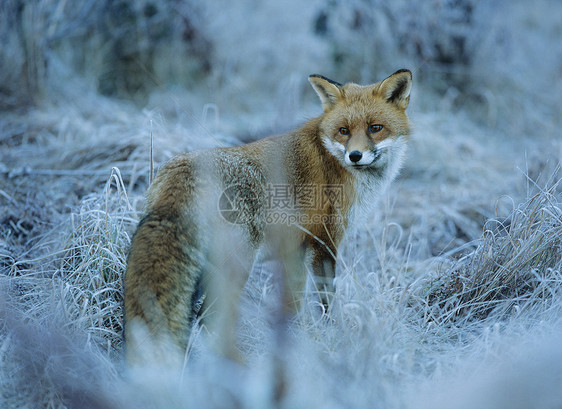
[349,135,408,222]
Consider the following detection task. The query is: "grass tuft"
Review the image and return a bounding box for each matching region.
[426,180,562,325]
[52,168,137,356]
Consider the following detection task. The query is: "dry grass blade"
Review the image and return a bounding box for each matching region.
[426,182,562,323]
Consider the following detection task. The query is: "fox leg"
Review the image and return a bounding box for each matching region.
[310,243,337,312]
[200,236,257,363]
[279,242,308,315]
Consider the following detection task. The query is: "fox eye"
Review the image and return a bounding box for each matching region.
[339,127,350,135]
[368,124,383,133]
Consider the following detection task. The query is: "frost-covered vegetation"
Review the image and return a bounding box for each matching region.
[1,0,561,407]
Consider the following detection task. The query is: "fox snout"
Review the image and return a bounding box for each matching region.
[345,148,378,166]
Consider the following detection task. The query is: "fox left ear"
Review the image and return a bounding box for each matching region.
[309,74,344,112]
[378,69,412,110]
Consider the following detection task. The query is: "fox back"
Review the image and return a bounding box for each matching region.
[124,69,412,367]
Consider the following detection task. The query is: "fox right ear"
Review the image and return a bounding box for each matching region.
[378,69,412,110]
[309,74,343,112]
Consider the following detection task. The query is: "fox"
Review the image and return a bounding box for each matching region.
[124,69,412,366]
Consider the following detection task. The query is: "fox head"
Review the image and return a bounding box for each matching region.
[309,70,412,174]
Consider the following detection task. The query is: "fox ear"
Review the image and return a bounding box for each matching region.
[378,69,412,110]
[309,74,343,112]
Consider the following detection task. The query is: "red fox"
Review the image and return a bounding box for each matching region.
[124,69,412,365]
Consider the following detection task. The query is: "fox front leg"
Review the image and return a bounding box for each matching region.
[310,243,336,313]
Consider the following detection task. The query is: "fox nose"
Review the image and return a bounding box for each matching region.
[348,151,362,163]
